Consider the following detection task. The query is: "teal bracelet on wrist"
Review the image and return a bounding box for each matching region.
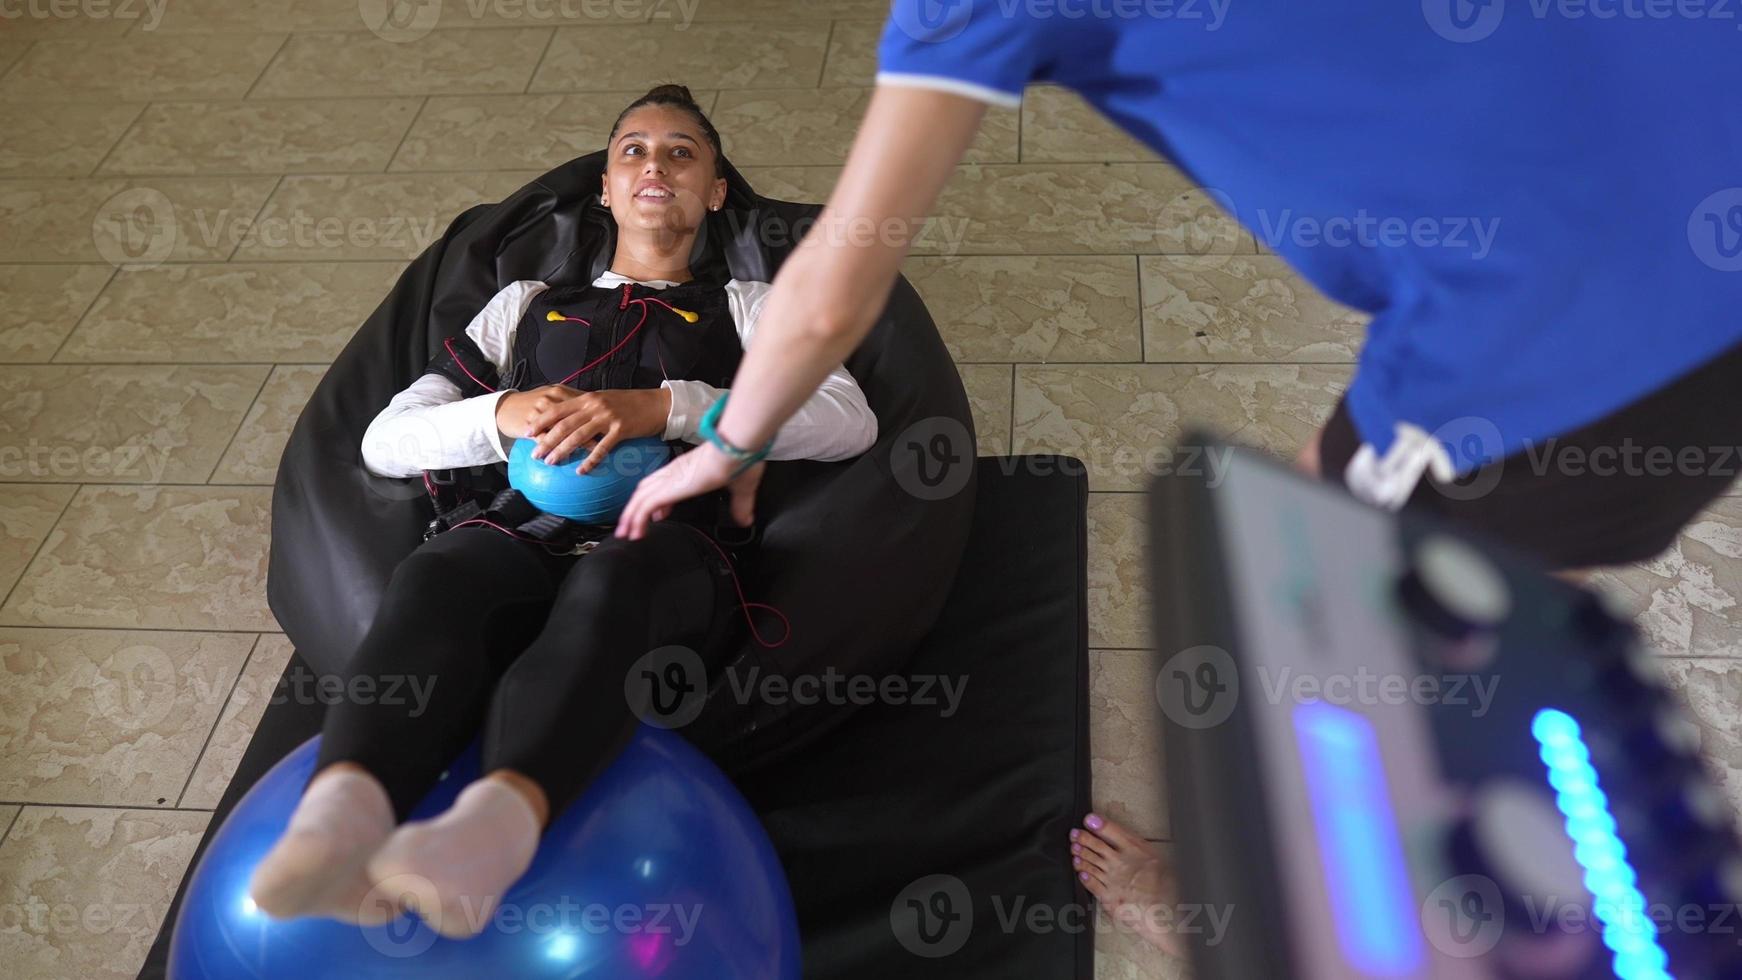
[699,393,773,476]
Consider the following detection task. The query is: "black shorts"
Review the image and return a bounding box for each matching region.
[1320,338,1742,570]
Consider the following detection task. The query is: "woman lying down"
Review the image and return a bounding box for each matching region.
[248,84,878,939]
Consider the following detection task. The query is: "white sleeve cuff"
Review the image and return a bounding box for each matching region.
[662,379,723,443]
[875,70,1023,109]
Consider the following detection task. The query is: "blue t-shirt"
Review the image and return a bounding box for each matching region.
[880,0,1742,467]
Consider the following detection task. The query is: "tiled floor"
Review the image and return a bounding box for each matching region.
[1,4,1738,980]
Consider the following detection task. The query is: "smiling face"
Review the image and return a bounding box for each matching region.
[602,104,727,239]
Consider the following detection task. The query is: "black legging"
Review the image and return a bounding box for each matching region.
[315,520,736,822]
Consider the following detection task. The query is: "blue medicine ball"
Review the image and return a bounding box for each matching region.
[168,727,801,979]
[508,435,671,523]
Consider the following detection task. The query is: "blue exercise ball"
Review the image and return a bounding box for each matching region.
[168,727,800,979]
[507,435,672,523]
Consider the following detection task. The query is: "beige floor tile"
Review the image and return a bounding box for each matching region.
[1141,256,1367,363]
[715,88,1019,165]
[0,485,76,600]
[689,0,890,18]
[0,806,210,980]
[0,177,278,264]
[1590,496,1742,659]
[0,103,142,177]
[0,8,142,39]
[0,41,29,74]
[180,633,295,808]
[907,255,1141,363]
[0,265,114,362]
[100,98,422,176]
[60,263,399,363]
[252,28,548,98]
[958,363,1013,456]
[144,0,867,34]
[0,33,284,102]
[0,485,274,631]
[531,23,829,92]
[819,20,880,87]
[392,91,718,172]
[736,164,838,204]
[1663,658,1742,819]
[1014,364,1347,491]
[1096,907,1192,980]
[1088,492,1145,650]
[232,171,538,260]
[147,0,369,33]
[1091,649,1167,839]
[211,365,327,484]
[0,805,17,837]
[0,626,252,805]
[743,163,1252,256]
[0,364,267,484]
[1023,85,1160,164]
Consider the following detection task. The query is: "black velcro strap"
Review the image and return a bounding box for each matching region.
[424,331,502,398]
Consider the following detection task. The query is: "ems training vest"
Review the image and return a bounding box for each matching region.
[421,276,748,538]
[427,276,743,441]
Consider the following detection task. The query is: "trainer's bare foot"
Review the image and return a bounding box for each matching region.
[249,765,399,925]
[1071,812,1184,957]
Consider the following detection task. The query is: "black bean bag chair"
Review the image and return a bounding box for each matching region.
[138,157,1095,978]
[266,150,977,767]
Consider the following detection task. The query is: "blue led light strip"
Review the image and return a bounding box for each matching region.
[1531,708,1674,980]
[1293,702,1425,976]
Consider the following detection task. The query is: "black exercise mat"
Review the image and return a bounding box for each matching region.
[136,456,1091,979]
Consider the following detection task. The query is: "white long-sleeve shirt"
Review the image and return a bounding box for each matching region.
[360,272,878,478]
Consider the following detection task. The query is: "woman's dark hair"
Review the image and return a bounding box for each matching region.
[608,84,726,178]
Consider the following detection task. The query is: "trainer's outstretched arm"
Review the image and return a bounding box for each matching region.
[616,86,987,539]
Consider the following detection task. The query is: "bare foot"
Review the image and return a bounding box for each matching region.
[1071,812,1184,958]
[249,765,399,925]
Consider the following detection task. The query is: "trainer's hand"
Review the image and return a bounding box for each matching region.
[615,443,764,541]
[497,385,671,474]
